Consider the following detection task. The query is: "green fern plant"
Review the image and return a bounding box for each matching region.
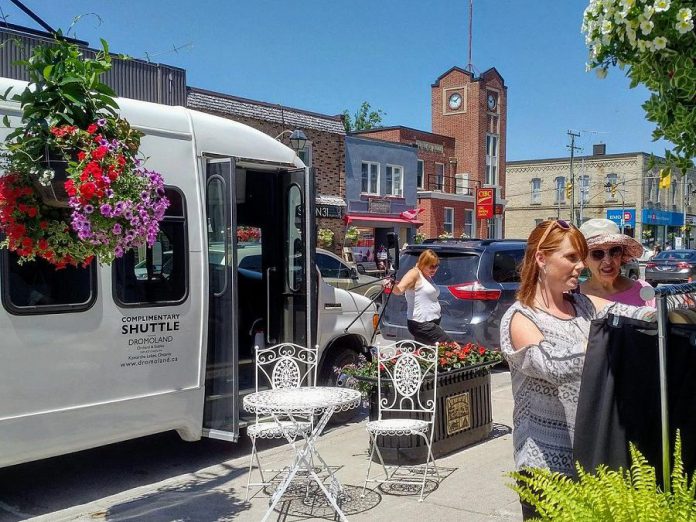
[509,432,696,521]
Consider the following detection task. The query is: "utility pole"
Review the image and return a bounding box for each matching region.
[567,130,581,225]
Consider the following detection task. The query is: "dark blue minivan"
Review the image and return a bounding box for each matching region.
[380,239,526,350]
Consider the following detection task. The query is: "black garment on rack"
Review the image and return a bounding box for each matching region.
[573,315,696,484]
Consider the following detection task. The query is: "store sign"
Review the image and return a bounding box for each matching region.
[606,208,635,228]
[368,198,391,214]
[476,188,494,219]
[445,392,471,435]
[315,205,343,219]
[641,209,684,226]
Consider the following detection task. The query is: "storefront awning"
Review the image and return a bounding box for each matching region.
[344,214,423,226]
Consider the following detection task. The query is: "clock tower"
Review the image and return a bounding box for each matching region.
[431,66,507,238]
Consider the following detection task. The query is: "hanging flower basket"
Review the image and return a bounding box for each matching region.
[0,35,169,267]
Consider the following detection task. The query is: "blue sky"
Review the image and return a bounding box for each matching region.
[4,1,670,161]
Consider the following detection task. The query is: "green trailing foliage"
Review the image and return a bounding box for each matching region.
[510,432,696,521]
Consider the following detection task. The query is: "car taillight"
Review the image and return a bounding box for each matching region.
[448,281,501,300]
[646,262,656,269]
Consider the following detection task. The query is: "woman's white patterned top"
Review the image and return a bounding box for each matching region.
[499,293,654,475]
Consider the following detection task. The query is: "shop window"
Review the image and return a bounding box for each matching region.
[113,187,188,306]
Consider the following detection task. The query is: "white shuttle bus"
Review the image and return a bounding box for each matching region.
[0,77,375,468]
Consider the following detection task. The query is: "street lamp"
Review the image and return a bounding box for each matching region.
[275,129,308,153]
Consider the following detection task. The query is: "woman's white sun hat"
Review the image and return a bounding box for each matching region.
[579,218,644,261]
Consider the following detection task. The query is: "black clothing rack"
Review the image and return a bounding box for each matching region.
[639,281,696,492]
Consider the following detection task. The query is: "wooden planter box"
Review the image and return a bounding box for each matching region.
[361,362,497,465]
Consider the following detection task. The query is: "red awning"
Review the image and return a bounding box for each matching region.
[344,214,423,226]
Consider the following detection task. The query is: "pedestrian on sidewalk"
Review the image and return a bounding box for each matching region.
[383,249,452,345]
[499,219,655,520]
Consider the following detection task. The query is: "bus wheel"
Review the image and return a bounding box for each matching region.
[320,345,362,424]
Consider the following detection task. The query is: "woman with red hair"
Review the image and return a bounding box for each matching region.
[500,220,654,520]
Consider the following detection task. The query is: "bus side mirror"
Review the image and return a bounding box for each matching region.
[387,232,399,271]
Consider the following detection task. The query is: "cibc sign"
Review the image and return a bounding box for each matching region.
[476,188,495,219]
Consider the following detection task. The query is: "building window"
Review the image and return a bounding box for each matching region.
[297,142,312,168]
[671,180,678,206]
[534,218,544,227]
[605,173,618,201]
[361,161,379,194]
[417,160,424,189]
[579,175,590,204]
[531,178,541,204]
[555,176,566,204]
[485,134,499,186]
[434,163,444,191]
[385,165,403,196]
[455,173,469,195]
[464,209,474,238]
[444,207,454,235]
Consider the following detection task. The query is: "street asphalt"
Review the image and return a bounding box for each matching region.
[18,368,520,522]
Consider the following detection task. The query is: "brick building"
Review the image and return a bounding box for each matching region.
[353,66,507,239]
[187,87,347,252]
[506,145,696,248]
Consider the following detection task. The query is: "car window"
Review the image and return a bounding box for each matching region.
[654,251,695,261]
[397,252,479,284]
[317,252,351,278]
[492,250,524,283]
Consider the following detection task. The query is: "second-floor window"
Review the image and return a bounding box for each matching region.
[361,161,379,194]
[435,163,444,191]
[385,165,403,196]
[444,207,454,235]
[455,173,469,195]
[605,173,618,201]
[417,160,424,189]
[579,175,590,204]
[531,178,541,204]
[297,143,312,168]
[671,180,678,206]
[555,176,566,204]
[486,134,499,185]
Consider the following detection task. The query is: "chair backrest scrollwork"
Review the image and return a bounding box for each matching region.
[255,343,318,392]
[376,340,438,418]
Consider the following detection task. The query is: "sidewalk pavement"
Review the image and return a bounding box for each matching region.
[35,369,521,521]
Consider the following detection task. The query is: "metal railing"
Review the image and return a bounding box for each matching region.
[419,174,477,195]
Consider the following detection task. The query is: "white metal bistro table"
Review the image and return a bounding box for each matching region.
[243,386,362,521]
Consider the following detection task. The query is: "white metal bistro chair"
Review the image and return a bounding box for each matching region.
[245,342,318,501]
[361,340,440,502]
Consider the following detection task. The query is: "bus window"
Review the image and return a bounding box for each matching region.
[113,187,188,306]
[1,252,95,314]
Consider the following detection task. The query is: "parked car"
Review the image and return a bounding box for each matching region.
[380,239,526,350]
[620,258,640,280]
[645,250,696,287]
[316,248,383,302]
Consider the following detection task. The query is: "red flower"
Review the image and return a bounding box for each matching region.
[77,151,86,161]
[87,124,99,134]
[21,237,33,249]
[479,347,486,355]
[80,182,97,200]
[92,146,108,160]
[65,179,77,197]
[38,238,48,250]
[26,206,37,218]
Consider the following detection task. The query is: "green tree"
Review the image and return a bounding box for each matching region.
[342,101,385,133]
[583,1,696,177]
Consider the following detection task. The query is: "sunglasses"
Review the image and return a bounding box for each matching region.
[590,246,624,261]
[429,264,440,269]
[536,219,571,254]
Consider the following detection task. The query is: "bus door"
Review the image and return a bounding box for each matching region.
[202,157,239,440]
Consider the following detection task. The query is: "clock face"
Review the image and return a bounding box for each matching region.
[448,93,462,110]
[487,93,497,110]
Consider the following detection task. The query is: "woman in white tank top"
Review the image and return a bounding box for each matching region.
[385,249,452,345]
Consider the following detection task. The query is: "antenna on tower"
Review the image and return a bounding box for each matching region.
[466,0,474,73]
